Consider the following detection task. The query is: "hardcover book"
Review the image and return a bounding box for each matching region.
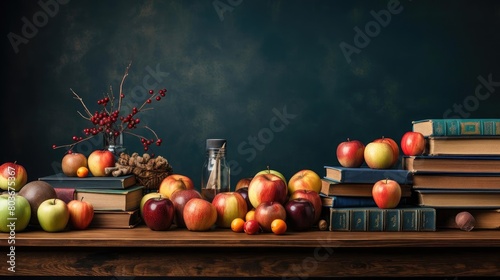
[321,178,412,197]
[412,171,500,190]
[415,190,500,208]
[412,119,500,137]
[436,209,500,229]
[329,207,436,232]
[320,194,412,208]
[323,166,412,184]
[402,155,500,173]
[426,136,500,156]
[39,173,136,189]
[89,209,141,229]
[321,194,377,208]
[74,185,144,211]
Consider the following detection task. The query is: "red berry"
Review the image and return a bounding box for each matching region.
[149,89,154,94]
[156,96,161,101]
[52,144,57,149]
[120,93,125,98]
[146,99,152,103]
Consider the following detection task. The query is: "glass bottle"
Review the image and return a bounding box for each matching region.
[201,139,230,202]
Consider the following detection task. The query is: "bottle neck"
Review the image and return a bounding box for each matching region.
[206,149,226,158]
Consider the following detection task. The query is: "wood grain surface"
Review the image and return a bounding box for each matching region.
[1,225,499,277]
[8,225,500,248]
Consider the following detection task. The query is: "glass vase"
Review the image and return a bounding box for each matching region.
[103,131,126,156]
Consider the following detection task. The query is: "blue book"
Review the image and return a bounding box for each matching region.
[320,193,412,208]
[324,166,412,184]
[329,207,436,232]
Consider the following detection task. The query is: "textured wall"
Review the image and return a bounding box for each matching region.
[3,0,500,189]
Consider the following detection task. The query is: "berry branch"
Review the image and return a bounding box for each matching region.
[52,63,167,153]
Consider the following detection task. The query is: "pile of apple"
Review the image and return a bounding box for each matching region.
[336,132,426,209]
[61,150,116,178]
[140,169,325,234]
[0,162,95,233]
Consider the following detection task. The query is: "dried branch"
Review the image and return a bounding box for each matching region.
[71,88,93,119]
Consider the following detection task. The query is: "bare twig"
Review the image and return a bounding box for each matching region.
[118,61,132,113]
[71,88,93,119]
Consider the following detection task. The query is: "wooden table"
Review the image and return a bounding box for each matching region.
[1,225,499,277]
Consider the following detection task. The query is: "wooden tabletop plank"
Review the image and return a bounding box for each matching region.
[5,225,500,248]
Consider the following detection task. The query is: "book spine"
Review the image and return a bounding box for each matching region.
[419,119,500,136]
[329,208,436,232]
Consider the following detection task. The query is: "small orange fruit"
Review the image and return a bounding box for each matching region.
[245,209,255,221]
[271,219,287,235]
[76,166,89,178]
[231,218,245,233]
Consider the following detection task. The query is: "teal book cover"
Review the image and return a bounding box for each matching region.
[324,166,412,184]
[412,119,500,136]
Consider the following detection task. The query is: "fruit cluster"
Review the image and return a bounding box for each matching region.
[336,132,425,169]
[140,168,328,235]
[52,62,167,152]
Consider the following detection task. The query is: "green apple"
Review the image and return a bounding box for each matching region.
[37,198,69,232]
[255,167,287,187]
[364,142,394,169]
[0,193,31,232]
[140,192,163,218]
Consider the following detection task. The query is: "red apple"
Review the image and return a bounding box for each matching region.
[289,189,322,223]
[248,174,288,208]
[401,131,426,156]
[143,197,175,231]
[255,168,287,187]
[183,198,217,231]
[61,153,88,177]
[67,198,94,230]
[235,177,252,191]
[285,198,315,231]
[235,187,252,211]
[87,150,115,177]
[170,189,202,228]
[0,162,28,192]
[364,142,394,169]
[159,174,195,199]
[140,192,163,219]
[336,138,365,168]
[244,219,261,235]
[373,137,399,167]
[19,180,57,225]
[254,201,287,232]
[288,169,322,194]
[372,179,402,209]
[212,192,248,228]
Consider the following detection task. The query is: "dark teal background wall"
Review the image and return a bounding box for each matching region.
[3,0,500,188]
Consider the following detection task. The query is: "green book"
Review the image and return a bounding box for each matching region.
[329,207,436,232]
[412,119,500,137]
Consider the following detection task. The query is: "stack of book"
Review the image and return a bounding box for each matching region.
[39,173,143,228]
[403,118,500,230]
[322,166,436,232]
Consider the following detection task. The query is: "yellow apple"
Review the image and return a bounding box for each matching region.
[288,169,322,194]
[364,142,394,169]
[158,174,194,199]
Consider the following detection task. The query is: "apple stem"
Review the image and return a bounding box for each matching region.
[80,197,84,202]
[53,198,57,204]
[267,165,270,173]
